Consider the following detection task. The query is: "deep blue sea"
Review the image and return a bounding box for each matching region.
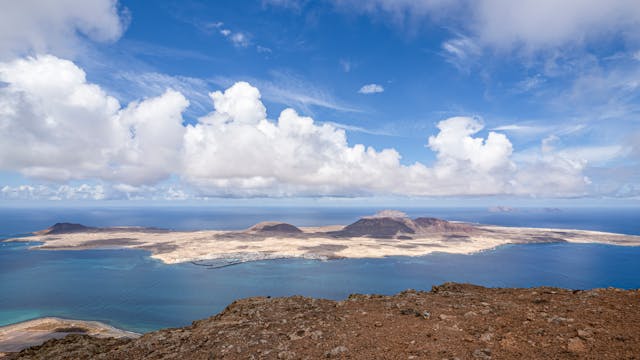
[0,206,639,333]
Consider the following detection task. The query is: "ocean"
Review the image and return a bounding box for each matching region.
[0,206,639,333]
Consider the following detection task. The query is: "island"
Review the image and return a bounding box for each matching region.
[3,211,640,358]
[5,210,640,266]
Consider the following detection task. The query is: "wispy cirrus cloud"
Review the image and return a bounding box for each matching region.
[340,59,355,72]
[322,121,396,136]
[197,21,252,48]
[441,35,481,71]
[110,71,213,118]
[115,39,215,61]
[491,124,550,135]
[104,67,362,121]
[213,70,361,113]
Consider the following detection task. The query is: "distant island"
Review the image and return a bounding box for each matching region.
[5,210,640,265]
[3,211,640,358]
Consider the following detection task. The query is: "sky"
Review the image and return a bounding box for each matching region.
[0,0,639,204]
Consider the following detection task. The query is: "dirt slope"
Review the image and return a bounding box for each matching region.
[7,283,640,359]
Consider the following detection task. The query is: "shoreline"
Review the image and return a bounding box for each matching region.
[5,283,640,359]
[0,317,139,355]
[5,221,640,266]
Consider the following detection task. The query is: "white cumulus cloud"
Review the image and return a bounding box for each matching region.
[181,82,587,197]
[333,0,640,53]
[358,84,385,94]
[0,55,189,185]
[473,0,640,51]
[0,0,127,58]
[0,56,592,198]
[428,117,514,173]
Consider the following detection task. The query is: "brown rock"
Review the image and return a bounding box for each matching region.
[4,283,640,359]
[439,314,456,321]
[325,345,348,357]
[567,337,587,353]
[577,328,593,340]
[277,350,297,359]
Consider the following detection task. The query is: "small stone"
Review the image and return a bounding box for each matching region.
[614,335,628,342]
[464,311,477,317]
[439,314,456,321]
[548,315,574,324]
[325,346,348,358]
[480,332,493,342]
[289,329,306,340]
[567,337,587,353]
[400,308,419,316]
[278,351,296,360]
[499,333,518,350]
[374,322,383,327]
[577,329,592,340]
[472,348,492,359]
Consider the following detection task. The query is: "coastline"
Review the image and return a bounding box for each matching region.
[3,218,640,357]
[5,222,640,266]
[5,283,640,359]
[0,317,139,355]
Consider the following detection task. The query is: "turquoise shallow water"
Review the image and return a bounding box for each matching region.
[0,206,639,333]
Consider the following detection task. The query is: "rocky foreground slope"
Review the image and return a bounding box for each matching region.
[7,283,640,359]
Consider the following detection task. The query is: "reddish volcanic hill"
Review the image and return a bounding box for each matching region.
[333,213,475,239]
[413,217,474,233]
[248,222,303,234]
[7,283,640,359]
[34,223,95,235]
[336,217,416,238]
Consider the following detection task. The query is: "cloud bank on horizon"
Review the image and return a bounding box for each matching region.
[0,0,637,200]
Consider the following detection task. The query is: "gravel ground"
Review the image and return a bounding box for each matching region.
[5,283,640,359]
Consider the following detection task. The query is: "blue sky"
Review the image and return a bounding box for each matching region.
[0,0,639,203]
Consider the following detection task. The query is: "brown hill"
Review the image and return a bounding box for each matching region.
[34,224,169,236]
[6,283,640,359]
[248,222,303,234]
[34,223,95,235]
[332,214,475,238]
[334,217,416,238]
[413,217,474,233]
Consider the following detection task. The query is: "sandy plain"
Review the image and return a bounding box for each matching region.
[6,223,640,265]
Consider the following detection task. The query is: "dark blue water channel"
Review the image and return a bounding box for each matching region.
[1,206,638,333]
